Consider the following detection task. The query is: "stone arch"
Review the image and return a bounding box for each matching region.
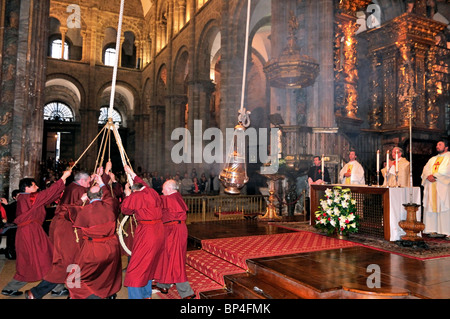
[197,20,221,128]
[97,82,139,128]
[45,75,85,122]
[156,0,169,50]
[196,19,221,81]
[49,5,87,30]
[172,47,189,95]
[247,6,271,130]
[142,77,152,112]
[155,64,168,106]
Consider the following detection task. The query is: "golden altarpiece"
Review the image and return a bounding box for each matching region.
[274,1,448,186]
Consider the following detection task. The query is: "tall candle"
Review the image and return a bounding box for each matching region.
[395,151,399,172]
[321,154,324,173]
[386,150,390,172]
[376,150,380,172]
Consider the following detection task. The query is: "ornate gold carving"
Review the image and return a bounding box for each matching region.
[368,53,382,129]
[342,21,359,118]
[0,112,12,126]
[335,13,360,119]
[397,43,416,127]
[360,12,446,131]
[336,0,372,15]
[0,156,11,174]
[426,46,439,129]
[0,135,10,146]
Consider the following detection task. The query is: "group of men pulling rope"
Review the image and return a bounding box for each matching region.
[2,161,195,299]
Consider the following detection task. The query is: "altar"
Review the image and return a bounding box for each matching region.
[310,184,422,241]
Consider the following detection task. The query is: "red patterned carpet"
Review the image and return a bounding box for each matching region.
[158,231,358,299]
[200,231,357,269]
[186,249,246,285]
[157,264,223,299]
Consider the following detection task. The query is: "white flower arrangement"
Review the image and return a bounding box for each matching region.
[314,186,359,236]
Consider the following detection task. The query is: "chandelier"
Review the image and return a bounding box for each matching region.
[264,12,319,89]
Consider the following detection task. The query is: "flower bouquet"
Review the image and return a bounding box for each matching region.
[314,186,359,237]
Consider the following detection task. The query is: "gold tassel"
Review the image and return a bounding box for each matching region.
[74,228,79,243]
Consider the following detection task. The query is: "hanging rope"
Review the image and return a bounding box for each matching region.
[109,0,125,119]
[70,125,108,170]
[238,0,252,128]
[66,0,134,255]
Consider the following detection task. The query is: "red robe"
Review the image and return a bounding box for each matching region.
[68,185,122,299]
[156,192,189,284]
[44,182,87,284]
[121,176,164,287]
[13,179,65,282]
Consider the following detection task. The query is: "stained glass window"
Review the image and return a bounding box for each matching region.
[104,47,117,66]
[44,102,74,122]
[98,107,122,126]
[51,39,69,60]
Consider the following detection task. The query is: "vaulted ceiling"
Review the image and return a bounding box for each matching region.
[140,0,152,16]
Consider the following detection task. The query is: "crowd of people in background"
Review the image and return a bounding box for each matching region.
[40,158,221,196]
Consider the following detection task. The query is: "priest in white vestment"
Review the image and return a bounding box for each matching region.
[421,140,450,237]
[339,150,365,185]
[382,147,410,187]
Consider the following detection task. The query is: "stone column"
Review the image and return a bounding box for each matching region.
[60,26,68,59]
[80,30,87,62]
[178,0,186,28]
[1,0,51,195]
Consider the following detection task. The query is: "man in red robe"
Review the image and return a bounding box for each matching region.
[121,165,165,299]
[1,170,72,296]
[154,179,195,299]
[67,173,122,299]
[25,170,91,299]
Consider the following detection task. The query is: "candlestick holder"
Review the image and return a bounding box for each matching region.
[395,171,399,187]
[376,171,380,187]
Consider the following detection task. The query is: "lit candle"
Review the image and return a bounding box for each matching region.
[376,150,380,172]
[395,151,399,173]
[386,150,390,172]
[321,154,324,174]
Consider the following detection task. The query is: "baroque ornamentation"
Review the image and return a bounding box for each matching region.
[397,43,416,127]
[334,13,360,120]
[426,46,439,129]
[0,112,12,126]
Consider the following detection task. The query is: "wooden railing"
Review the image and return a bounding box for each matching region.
[182,194,268,222]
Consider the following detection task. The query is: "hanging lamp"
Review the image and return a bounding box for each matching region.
[264,11,319,89]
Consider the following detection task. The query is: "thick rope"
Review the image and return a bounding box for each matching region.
[238,0,251,127]
[108,0,125,119]
[70,125,107,170]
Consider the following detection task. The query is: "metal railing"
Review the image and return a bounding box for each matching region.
[182,194,268,222]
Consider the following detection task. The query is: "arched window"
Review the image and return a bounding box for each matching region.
[51,39,69,60]
[98,107,122,126]
[44,102,74,122]
[104,46,117,66]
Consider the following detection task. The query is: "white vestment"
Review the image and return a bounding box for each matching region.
[421,152,450,236]
[382,157,410,187]
[338,160,365,185]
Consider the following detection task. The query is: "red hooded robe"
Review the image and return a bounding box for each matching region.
[121,175,164,287]
[44,181,87,284]
[67,184,122,299]
[13,179,65,282]
[156,191,189,284]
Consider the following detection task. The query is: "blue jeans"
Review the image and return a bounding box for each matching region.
[127,280,153,299]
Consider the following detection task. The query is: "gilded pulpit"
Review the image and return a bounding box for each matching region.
[360,9,448,133]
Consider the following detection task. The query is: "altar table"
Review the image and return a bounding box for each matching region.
[310,184,422,241]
